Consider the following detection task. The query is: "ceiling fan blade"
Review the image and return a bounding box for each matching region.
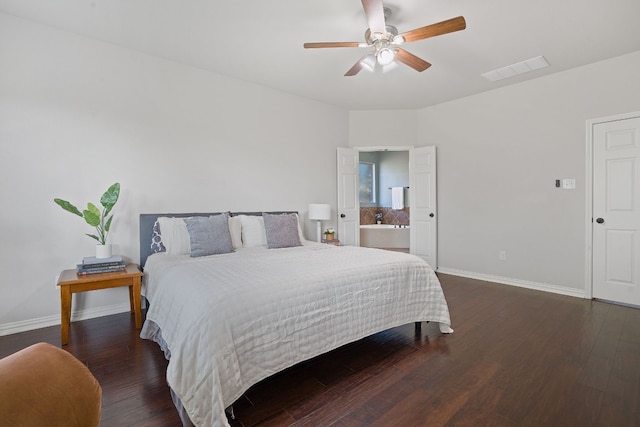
[304,42,363,48]
[345,61,364,77]
[399,16,466,43]
[395,48,431,72]
[361,0,386,34]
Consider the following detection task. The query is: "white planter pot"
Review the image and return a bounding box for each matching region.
[96,244,112,259]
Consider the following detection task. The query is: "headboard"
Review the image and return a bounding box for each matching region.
[139,211,296,268]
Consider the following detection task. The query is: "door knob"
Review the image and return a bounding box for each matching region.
[429,213,435,218]
[340,213,346,218]
[596,218,604,224]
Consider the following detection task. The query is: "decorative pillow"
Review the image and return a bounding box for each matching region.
[262,212,302,249]
[184,214,234,257]
[293,213,307,242]
[228,216,242,250]
[150,220,166,253]
[157,217,192,256]
[238,215,267,247]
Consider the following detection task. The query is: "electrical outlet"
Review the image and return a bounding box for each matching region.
[498,250,507,261]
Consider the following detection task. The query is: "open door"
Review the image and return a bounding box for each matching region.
[336,148,359,246]
[410,146,437,268]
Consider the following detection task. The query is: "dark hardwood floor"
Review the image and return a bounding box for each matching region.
[1,274,639,426]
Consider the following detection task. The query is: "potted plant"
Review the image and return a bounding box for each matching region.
[323,228,335,241]
[375,212,383,224]
[54,183,120,258]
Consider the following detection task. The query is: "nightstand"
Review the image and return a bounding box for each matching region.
[56,263,143,345]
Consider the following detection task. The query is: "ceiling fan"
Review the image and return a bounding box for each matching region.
[303,0,466,76]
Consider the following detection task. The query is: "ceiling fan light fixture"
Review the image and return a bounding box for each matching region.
[376,47,395,66]
[382,61,398,73]
[361,53,377,71]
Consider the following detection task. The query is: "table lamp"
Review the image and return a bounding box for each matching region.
[308,204,331,242]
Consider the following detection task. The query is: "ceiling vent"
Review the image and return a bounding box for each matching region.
[481,56,549,82]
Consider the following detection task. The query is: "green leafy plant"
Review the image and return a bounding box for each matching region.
[324,228,335,236]
[54,183,120,245]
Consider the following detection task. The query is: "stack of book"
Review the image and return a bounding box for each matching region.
[77,255,126,276]
[321,239,341,246]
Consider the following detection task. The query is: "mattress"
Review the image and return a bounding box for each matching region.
[140,241,452,426]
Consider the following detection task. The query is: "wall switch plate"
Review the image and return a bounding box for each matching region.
[498,250,507,261]
[562,178,576,189]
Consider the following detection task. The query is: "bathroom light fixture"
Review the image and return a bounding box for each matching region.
[308,204,331,243]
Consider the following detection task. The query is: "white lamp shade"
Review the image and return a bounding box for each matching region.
[308,204,331,220]
[309,203,331,220]
[309,203,331,243]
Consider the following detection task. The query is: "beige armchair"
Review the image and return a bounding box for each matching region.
[0,342,102,427]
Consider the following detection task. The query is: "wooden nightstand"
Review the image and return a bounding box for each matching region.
[56,263,143,345]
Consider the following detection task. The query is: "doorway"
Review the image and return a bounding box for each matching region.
[337,146,438,268]
[587,111,640,306]
[359,149,410,253]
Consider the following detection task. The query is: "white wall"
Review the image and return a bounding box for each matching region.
[350,50,640,296]
[0,13,348,334]
[349,110,418,147]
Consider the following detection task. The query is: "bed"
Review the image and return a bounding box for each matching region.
[139,211,452,427]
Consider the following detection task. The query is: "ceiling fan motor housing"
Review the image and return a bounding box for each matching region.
[365,25,400,65]
[365,25,399,44]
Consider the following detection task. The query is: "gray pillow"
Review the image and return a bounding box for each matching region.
[184,214,234,257]
[262,213,302,249]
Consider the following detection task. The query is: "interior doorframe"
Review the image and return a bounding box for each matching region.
[584,110,640,299]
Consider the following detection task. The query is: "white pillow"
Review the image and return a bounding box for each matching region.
[238,215,267,247]
[228,216,242,249]
[294,213,307,242]
[157,217,191,255]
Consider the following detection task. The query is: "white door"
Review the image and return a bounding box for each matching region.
[337,148,359,246]
[592,116,640,305]
[409,146,437,268]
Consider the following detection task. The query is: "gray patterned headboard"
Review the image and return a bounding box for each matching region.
[139,211,296,268]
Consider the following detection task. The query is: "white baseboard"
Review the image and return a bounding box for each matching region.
[0,302,131,337]
[436,267,587,299]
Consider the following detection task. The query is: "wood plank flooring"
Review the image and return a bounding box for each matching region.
[1,273,639,426]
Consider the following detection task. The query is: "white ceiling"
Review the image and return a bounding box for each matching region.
[2,0,640,110]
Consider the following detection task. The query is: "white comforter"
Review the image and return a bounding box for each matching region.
[140,242,452,427]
